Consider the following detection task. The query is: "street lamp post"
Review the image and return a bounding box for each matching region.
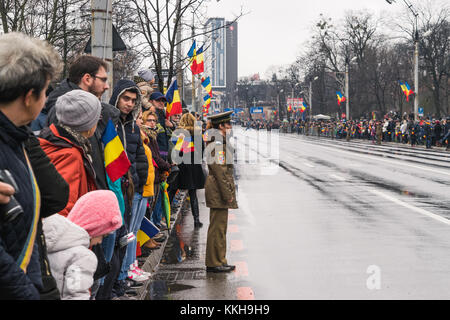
[309,76,319,120]
[386,0,419,121]
[345,57,357,120]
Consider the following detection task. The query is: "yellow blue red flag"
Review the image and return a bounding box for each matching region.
[336,91,346,106]
[165,79,182,118]
[102,119,131,182]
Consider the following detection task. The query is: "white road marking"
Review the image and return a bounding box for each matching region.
[368,189,450,226]
[295,139,450,177]
[237,187,256,226]
[329,174,346,181]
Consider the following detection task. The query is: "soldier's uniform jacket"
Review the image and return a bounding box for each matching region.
[204,135,238,209]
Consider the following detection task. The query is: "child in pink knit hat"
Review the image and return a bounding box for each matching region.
[43,190,122,299]
[67,190,123,247]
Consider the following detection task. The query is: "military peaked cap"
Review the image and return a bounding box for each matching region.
[208,110,233,125]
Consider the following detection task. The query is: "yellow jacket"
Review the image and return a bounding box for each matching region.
[141,130,155,197]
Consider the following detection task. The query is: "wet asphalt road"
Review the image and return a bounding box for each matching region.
[148,127,450,300]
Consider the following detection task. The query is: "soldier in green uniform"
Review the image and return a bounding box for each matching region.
[204,111,238,273]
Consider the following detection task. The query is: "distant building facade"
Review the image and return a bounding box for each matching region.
[205,18,238,112]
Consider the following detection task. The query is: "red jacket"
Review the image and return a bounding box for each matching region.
[39,124,97,217]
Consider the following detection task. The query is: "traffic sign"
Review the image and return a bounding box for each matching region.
[250,107,263,114]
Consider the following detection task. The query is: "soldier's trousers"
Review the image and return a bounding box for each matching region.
[205,208,229,267]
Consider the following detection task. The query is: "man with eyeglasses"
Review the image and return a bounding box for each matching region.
[41,54,120,191]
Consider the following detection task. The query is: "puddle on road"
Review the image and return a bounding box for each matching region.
[145,205,202,300]
[146,281,196,300]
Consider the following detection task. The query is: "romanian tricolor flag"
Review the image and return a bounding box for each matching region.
[172,134,194,153]
[137,217,160,248]
[165,79,182,118]
[191,45,204,75]
[204,94,211,106]
[187,40,196,59]
[399,80,414,101]
[287,105,292,112]
[102,119,131,182]
[336,91,346,106]
[300,101,307,113]
[201,76,212,97]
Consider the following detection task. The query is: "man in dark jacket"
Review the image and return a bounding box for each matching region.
[0,32,62,299]
[149,92,170,160]
[109,79,149,289]
[24,136,69,299]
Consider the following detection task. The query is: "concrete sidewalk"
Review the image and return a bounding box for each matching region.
[134,190,188,300]
[140,189,245,300]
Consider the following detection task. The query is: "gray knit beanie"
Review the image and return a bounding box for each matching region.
[55,90,101,132]
[137,69,154,82]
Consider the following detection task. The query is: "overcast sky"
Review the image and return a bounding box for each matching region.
[205,0,408,79]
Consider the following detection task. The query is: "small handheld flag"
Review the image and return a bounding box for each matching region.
[137,217,160,248]
[165,79,182,118]
[101,119,131,182]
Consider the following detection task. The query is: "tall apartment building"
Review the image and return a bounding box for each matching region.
[205,18,238,112]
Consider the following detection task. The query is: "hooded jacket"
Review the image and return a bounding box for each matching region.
[42,214,97,300]
[109,79,148,193]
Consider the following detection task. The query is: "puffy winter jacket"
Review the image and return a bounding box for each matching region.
[24,135,70,299]
[38,124,97,217]
[0,111,42,299]
[141,131,155,197]
[42,214,97,300]
[109,80,148,193]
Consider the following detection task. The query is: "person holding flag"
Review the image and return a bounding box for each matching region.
[172,113,206,228]
[109,79,150,289]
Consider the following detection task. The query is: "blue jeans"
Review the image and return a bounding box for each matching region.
[98,231,116,286]
[118,192,149,280]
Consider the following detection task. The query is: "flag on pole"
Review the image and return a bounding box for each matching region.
[191,45,204,75]
[165,78,182,118]
[201,76,212,97]
[399,80,414,102]
[101,119,131,182]
[188,40,198,74]
[336,91,346,106]
[300,101,307,113]
[187,40,196,58]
